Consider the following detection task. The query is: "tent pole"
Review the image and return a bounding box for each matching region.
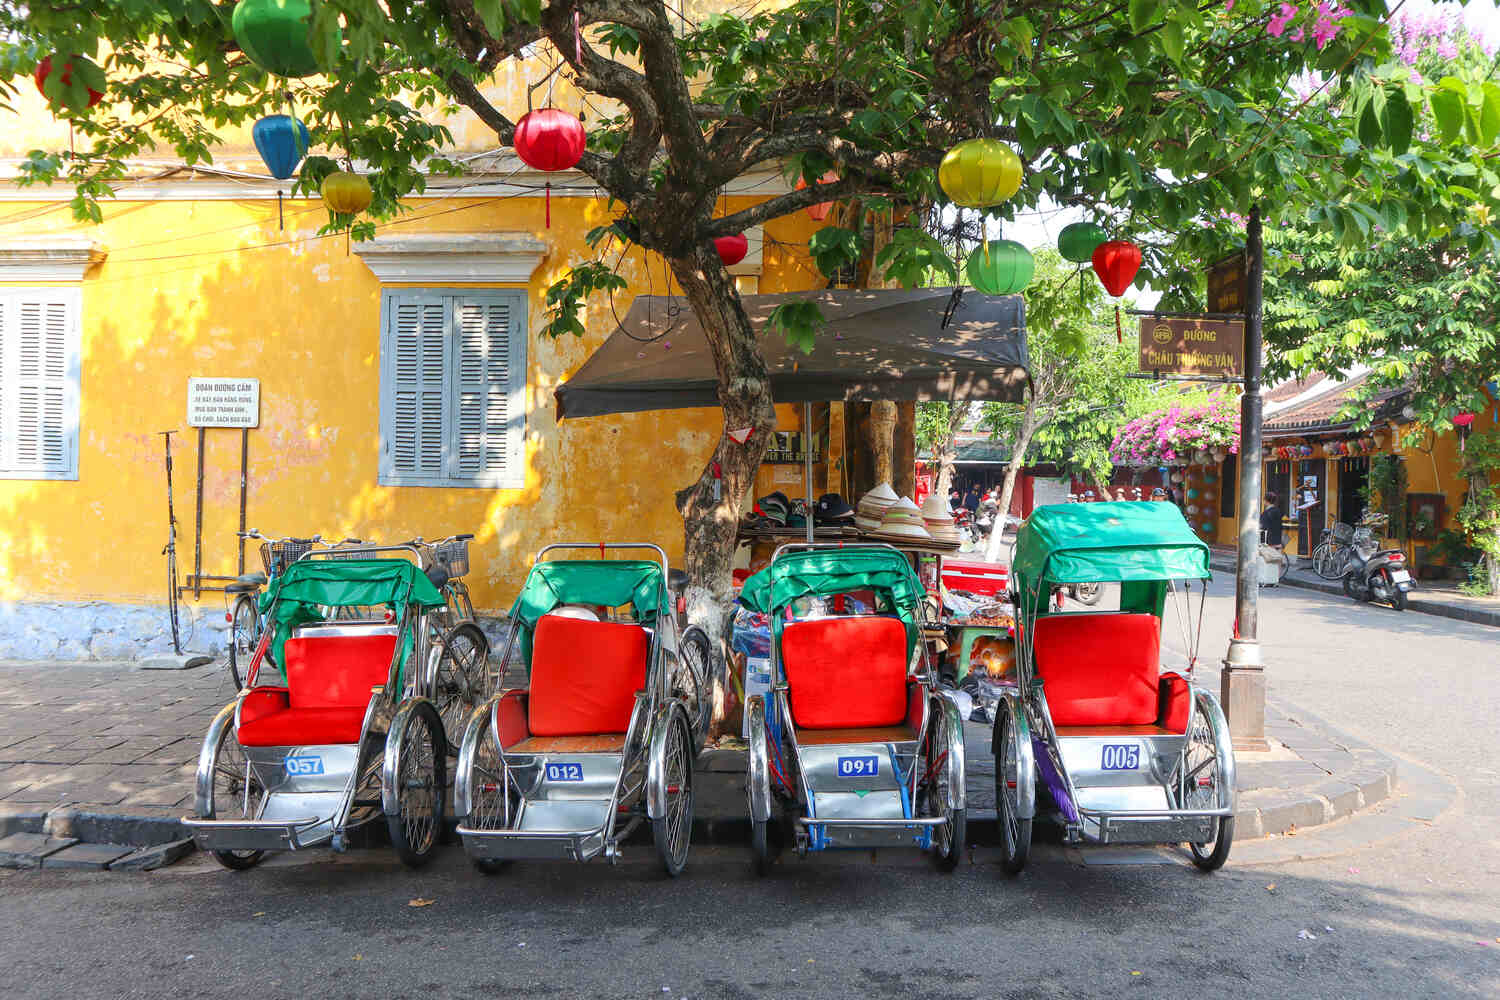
[804,401,814,544]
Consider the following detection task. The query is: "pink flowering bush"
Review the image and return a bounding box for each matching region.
[1110,396,1242,467]
[1260,0,1350,51]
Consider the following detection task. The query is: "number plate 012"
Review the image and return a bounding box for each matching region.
[546,762,584,782]
[1100,744,1141,771]
[836,755,879,778]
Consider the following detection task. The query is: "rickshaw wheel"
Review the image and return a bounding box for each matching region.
[1190,817,1235,872]
[929,709,966,873]
[207,722,266,871]
[677,626,715,753]
[388,702,447,868]
[751,817,772,876]
[226,595,258,691]
[995,708,1031,876]
[433,623,488,753]
[653,713,694,877]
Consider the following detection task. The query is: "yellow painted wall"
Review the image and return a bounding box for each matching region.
[0,192,823,612]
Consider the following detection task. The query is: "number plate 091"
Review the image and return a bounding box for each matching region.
[1100,744,1141,771]
[836,755,879,778]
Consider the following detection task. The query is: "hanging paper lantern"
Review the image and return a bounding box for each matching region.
[34,56,104,109]
[966,240,1034,295]
[1058,222,1108,264]
[938,139,1023,208]
[513,108,586,227]
[1092,240,1141,297]
[252,115,310,180]
[321,170,372,214]
[714,234,748,267]
[1193,450,1212,466]
[1187,489,1199,500]
[232,0,324,78]
[1205,472,1217,484]
[797,171,839,221]
[1453,412,1477,429]
[1201,522,1215,534]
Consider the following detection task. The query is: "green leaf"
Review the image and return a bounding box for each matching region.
[766,300,825,354]
[473,0,506,37]
[808,226,860,279]
[1161,20,1185,68]
[1358,99,1382,150]
[1129,0,1159,34]
[310,2,343,70]
[1381,89,1413,156]
[1479,83,1500,148]
[1430,87,1465,145]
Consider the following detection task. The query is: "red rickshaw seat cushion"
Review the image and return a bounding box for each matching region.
[781,616,909,730]
[236,633,396,747]
[1032,613,1161,727]
[529,615,649,737]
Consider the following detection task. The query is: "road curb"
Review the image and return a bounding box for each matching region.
[1209,556,1500,629]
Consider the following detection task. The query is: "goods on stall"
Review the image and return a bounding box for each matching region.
[814,492,856,526]
[871,497,935,543]
[919,493,963,547]
[855,482,899,531]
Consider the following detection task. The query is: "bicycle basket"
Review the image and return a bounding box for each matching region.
[261,539,314,576]
[432,539,470,578]
[325,542,376,561]
[1332,522,1354,543]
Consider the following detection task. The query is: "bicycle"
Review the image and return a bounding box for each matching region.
[160,430,184,655]
[402,534,494,743]
[224,531,320,689]
[1311,524,1354,580]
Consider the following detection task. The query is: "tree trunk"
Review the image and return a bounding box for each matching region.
[985,392,1038,562]
[669,245,779,641]
[932,403,967,504]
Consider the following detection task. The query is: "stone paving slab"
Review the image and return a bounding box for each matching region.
[39,841,135,870]
[0,831,78,867]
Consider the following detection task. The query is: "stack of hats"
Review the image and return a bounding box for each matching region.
[871,496,935,543]
[855,483,899,531]
[814,493,855,526]
[752,491,792,526]
[919,493,962,549]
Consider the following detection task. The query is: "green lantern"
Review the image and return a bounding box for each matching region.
[966,240,1034,295]
[233,0,326,77]
[1058,221,1109,264]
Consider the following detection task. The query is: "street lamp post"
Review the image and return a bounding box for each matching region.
[1222,204,1269,750]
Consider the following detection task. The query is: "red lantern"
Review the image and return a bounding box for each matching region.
[797,171,839,222]
[714,234,748,267]
[1092,240,1141,296]
[513,108,586,227]
[34,56,104,108]
[1453,412,1476,428]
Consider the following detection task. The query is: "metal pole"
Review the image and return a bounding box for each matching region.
[193,426,206,600]
[238,428,249,575]
[804,401,814,544]
[1222,204,1268,750]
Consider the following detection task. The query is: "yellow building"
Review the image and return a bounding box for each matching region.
[0,73,825,658]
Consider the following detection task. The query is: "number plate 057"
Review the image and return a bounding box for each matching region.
[284,755,324,776]
[1100,744,1141,771]
[546,762,584,782]
[836,755,879,778]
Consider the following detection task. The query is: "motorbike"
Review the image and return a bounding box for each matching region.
[954,508,985,547]
[1341,514,1413,611]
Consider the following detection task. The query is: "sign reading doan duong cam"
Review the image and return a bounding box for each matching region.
[1138,317,1244,376]
[187,378,260,428]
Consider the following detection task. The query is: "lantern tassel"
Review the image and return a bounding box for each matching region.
[277,189,283,231]
[545,180,551,228]
[1114,304,1122,344]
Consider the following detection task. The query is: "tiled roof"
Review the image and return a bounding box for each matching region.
[1264,373,1330,404]
[1264,373,1405,434]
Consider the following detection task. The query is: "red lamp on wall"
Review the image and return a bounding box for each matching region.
[513,108,586,227]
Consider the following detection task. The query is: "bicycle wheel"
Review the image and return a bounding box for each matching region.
[1313,543,1339,580]
[677,626,714,752]
[227,595,258,690]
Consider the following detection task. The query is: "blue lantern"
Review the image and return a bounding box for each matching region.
[252,115,310,180]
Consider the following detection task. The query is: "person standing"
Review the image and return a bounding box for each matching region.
[963,485,981,514]
[1261,492,1285,547]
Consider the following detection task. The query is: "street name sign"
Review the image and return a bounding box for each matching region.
[1138,317,1245,376]
[187,377,260,428]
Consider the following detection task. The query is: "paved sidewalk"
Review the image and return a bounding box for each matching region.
[1208,546,1500,628]
[0,658,1401,865]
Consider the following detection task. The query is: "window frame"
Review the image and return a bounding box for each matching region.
[377,287,528,490]
[0,287,82,481]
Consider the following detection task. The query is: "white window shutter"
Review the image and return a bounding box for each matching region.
[385,295,447,480]
[453,296,518,484]
[0,290,79,480]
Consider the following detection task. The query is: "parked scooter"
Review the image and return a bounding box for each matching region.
[1341,512,1413,611]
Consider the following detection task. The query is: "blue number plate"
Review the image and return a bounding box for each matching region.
[1100,744,1141,771]
[546,762,585,782]
[836,755,879,778]
[284,755,324,776]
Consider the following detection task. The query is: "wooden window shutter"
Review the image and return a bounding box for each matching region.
[0,290,79,480]
[452,292,525,487]
[382,293,448,482]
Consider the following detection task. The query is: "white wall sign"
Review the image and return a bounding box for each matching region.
[187,378,260,428]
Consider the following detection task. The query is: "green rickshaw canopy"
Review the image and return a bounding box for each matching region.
[739,547,926,659]
[508,559,667,667]
[1012,501,1211,596]
[259,558,447,613]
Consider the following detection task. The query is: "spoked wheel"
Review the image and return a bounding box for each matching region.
[206,723,267,871]
[1073,582,1102,606]
[1277,552,1292,582]
[994,706,1033,876]
[751,817,772,877]
[226,595,258,691]
[432,623,488,752]
[466,708,514,876]
[387,702,447,868]
[1387,579,1408,611]
[926,706,966,873]
[653,714,694,877]
[677,626,714,752]
[1181,699,1234,872]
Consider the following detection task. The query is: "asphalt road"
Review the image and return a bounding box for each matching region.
[4,577,1498,999]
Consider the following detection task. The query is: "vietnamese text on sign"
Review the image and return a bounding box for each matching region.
[1137,317,1244,376]
[187,377,260,428]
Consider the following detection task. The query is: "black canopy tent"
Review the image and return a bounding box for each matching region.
[554,287,1031,541]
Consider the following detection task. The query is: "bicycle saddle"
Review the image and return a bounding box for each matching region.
[225,572,267,593]
[426,563,451,589]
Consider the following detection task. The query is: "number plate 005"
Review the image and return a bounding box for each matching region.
[1100,744,1141,771]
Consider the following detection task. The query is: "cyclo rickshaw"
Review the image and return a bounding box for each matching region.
[453,543,707,876]
[739,543,968,874]
[992,501,1236,873]
[183,547,486,870]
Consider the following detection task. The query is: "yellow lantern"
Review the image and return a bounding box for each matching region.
[321,170,372,214]
[938,139,1023,208]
